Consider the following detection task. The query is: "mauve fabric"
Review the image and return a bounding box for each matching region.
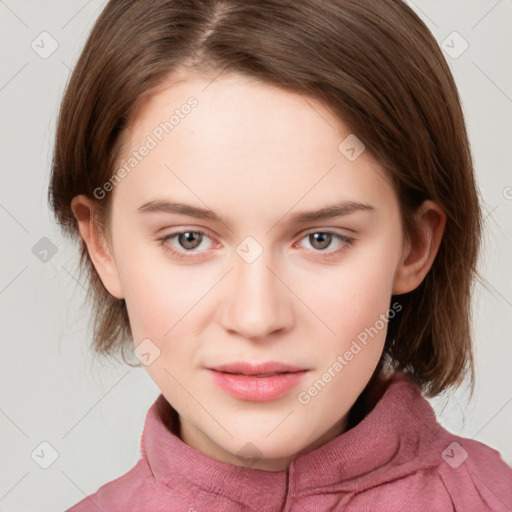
[65,371,512,511]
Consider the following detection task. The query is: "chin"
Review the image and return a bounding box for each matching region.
[221,430,308,465]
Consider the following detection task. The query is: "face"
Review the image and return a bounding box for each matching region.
[88,73,411,470]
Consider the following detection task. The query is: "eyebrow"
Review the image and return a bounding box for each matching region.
[137,198,374,229]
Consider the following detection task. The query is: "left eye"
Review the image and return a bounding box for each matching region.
[294,231,354,258]
[157,230,353,259]
[299,231,349,249]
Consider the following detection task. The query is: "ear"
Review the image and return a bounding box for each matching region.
[70,195,124,299]
[392,200,446,295]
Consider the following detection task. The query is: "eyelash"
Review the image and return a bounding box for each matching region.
[156,229,354,261]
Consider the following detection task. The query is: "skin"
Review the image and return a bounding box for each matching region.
[71,72,446,471]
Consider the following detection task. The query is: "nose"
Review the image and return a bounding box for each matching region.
[218,250,295,342]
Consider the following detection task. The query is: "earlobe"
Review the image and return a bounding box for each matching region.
[392,200,446,295]
[71,195,124,299]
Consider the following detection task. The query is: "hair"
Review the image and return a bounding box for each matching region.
[48,0,482,398]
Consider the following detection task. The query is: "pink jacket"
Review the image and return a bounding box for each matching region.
[65,371,512,511]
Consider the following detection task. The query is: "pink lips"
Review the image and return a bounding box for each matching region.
[206,361,308,401]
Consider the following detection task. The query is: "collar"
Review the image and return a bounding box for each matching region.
[140,370,436,509]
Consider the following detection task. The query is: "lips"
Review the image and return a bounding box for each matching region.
[206,361,309,401]
[207,361,307,376]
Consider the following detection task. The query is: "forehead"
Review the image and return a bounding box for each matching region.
[126,72,345,150]
[112,73,395,219]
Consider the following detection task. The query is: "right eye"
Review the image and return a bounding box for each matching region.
[157,229,215,259]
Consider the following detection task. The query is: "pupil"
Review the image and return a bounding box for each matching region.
[312,233,330,250]
[180,232,201,249]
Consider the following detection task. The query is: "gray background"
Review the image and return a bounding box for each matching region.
[1,1,511,510]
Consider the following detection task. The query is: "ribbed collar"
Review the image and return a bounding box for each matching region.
[141,370,438,509]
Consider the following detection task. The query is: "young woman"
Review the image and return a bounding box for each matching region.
[49,0,512,510]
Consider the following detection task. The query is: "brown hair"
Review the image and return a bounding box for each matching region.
[48,0,482,397]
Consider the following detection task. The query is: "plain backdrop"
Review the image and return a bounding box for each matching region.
[1,1,511,511]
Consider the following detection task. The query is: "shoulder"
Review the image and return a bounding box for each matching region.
[356,429,512,512]
[359,373,512,511]
[63,460,151,512]
[63,458,192,512]
[434,435,512,512]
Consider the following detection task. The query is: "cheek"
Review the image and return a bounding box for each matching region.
[300,238,400,340]
[298,249,399,421]
[123,276,194,345]
[112,241,186,343]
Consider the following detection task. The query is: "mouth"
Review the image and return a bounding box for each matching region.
[222,371,291,377]
[207,361,308,376]
[206,361,309,401]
